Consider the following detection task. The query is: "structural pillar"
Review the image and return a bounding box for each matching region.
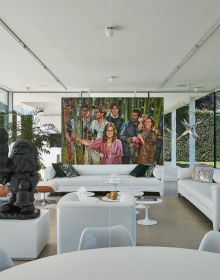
[189,97,196,167]
[8,92,13,123]
[171,110,176,167]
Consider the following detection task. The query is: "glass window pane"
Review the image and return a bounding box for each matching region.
[176,105,189,167]
[215,91,220,168]
[195,93,214,166]
[0,89,9,129]
[164,112,171,161]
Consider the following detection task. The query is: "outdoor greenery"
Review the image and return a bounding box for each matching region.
[0,112,59,167]
[164,113,171,161]
[164,93,215,166]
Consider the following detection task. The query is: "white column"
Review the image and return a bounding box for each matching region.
[8,92,13,123]
[171,110,176,167]
[189,97,196,167]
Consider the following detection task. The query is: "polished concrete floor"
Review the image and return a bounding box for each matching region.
[15,194,212,265]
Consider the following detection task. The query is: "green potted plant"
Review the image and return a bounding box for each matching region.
[6,111,59,168]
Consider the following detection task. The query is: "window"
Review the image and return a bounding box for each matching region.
[195,93,214,166]
[215,91,220,168]
[176,105,189,167]
[0,89,9,129]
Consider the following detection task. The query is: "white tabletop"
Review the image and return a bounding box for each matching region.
[136,198,162,205]
[1,247,220,280]
[74,191,95,197]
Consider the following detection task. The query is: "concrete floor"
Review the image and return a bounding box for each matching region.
[15,194,212,265]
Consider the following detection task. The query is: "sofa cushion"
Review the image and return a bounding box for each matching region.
[198,170,213,183]
[130,164,149,177]
[153,166,163,180]
[178,179,212,209]
[178,167,194,180]
[47,175,161,188]
[52,163,66,177]
[121,175,160,187]
[143,164,155,177]
[44,165,56,180]
[192,165,213,181]
[73,165,136,175]
[213,169,220,184]
[63,165,80,178]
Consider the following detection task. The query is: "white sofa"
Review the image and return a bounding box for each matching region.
[178,167,220,231]
[40,164,164,195]
[57,192,136,254]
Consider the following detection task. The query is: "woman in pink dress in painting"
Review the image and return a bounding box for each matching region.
[75,123,123,164]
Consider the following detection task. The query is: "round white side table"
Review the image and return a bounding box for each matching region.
[136,198,162,225]
[133,192,144,215]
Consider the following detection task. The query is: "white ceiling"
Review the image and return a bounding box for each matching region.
[0,0,220,93]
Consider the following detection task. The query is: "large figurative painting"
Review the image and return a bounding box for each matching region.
[62,97,163,165]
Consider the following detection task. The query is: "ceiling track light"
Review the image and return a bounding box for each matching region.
[159,16,220,88]
[0,17,67,90]
[105,27,114,37]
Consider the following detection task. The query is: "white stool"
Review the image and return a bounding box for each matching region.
[136,199,162,225]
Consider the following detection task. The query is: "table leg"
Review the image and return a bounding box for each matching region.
[137,205,157,225]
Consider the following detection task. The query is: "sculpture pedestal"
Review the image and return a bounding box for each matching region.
[0,209,50,259]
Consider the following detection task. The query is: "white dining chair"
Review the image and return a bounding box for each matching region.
[198,231,220,253]
[78,225,135,250]
[0,248,14,272]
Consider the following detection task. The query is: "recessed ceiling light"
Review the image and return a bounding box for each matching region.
[105,27,113,37]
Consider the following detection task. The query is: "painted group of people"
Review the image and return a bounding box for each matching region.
[64,102,163,165]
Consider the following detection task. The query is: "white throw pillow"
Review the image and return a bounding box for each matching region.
[153,166,163,180]
[192,165,213,181]
[213,169,220,184]
[44,165,56,181]
[178,167,194,180]
[198,170,213,183]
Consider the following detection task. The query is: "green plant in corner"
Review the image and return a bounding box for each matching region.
[7,111,59,168]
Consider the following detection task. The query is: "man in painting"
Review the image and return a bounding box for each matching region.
[119,108,142,164]
[80,104,93,164]
[81,104,93,139]
[155,114,163,164]
[107,103,124,137]
[64,104,74,163]
[88,105,109,164]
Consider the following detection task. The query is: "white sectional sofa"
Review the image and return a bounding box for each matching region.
[40,164,164,195]
[178,167,220,231]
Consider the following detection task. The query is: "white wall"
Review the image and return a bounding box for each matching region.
[41,147,61,167]
[39,115,61,131]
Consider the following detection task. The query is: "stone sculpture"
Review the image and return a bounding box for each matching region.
[0,128,40,219]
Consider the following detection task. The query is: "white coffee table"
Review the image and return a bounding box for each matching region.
[136,198,162,225]
[74,191,95,197]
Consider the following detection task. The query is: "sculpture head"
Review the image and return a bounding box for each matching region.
[0,128,10,184]
[10,140,40,173]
